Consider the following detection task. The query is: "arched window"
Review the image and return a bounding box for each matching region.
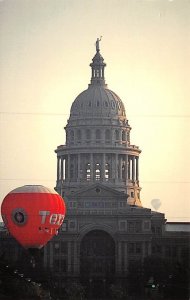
[117,102,121,110]
[122,130,126,141]
[86,163,91,181]
[70,130,74,144]
[127,132,130,143]
[96,129,101,141]
[77,129,81,142]
[111,101,115,109]
[80,230,115,278]
[105,129,111,143]
[122,162,126,180]
[95,163,101,181]
[115,130,119,141]
[86,129,91,140]
[105,163,110,180]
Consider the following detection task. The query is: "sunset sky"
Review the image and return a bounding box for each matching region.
[0,0,190,222]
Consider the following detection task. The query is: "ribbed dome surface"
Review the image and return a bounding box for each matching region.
[70,86,126,119]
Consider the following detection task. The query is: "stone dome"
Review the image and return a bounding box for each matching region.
[70,85,126,119]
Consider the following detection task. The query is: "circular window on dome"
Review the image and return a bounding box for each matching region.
[111,101,115,109]
[117,102,121,110]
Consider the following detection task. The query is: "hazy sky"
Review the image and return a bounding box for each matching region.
[0,0,190,222]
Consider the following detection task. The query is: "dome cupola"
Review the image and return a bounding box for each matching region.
[89,37,107,87]
[69,37,126,121]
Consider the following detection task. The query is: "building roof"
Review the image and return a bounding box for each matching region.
[165,222,190,232]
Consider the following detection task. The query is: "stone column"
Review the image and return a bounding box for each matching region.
[43,244,47,267]
[124,242,128,273]
[57,157,60,181]
[73,241,79,274]
[112,129,115,146]
[119,130,122,145]
[67,154,70,180]
[102,153,106,181]
[77,153,81,181]
[142,241,146,260]
[119,155,123,180]
[125,154,128,181]
[68,241,71,273]
[132,156,135,182]
[90,153,94,181]
[49,243,53,269]
[128,156,131,180]
[136,156,139,181]
[61,157,63,181]
[148,241,151,256]
[115,153,118,180]
[116,242,122,274]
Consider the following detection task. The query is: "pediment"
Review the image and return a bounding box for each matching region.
[70,183,127,201]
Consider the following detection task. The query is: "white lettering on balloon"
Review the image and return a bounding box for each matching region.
[39,211,64,225]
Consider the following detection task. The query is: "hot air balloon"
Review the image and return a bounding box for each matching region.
[1,185,66,249]
[151,198,161,211]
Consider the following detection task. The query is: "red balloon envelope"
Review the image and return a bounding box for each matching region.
[1,185,66,249]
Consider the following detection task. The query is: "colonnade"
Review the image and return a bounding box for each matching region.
[44,239,151,276]
[57,153,139,183]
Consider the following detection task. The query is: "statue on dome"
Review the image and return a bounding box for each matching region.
[96,36,102,52]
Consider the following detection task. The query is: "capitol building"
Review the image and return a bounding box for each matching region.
[0,40,189,299]
[44,40,189,297]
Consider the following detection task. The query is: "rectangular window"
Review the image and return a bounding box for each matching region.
[53,259,60,272]
[61,242,67,255]
[145,242,149,256]
[46,243,50,255]
[156,245,161,253]
[172,246,177,257]
[128,221,135,233]
[135,221,142,232]
[144,221,150,230]
[60,259,67,272]
[69,220,77,231]
[54,242,60,255]
[61,221,68,231]
[128,243,135,254]
[136,242,142,254]
[119,221,126,231]
[165,246,171,256]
